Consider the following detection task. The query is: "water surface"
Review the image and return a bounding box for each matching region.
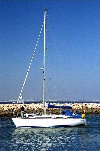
[0,115,100,151]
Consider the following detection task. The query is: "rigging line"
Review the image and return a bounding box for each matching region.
[18,23,44,102]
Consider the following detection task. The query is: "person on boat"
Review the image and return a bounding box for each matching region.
[21,106,24,118]
[82,110,86,119]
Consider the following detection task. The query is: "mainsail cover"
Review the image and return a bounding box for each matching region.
[48,104,72,109]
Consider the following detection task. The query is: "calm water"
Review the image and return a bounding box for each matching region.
[0,115,100,151]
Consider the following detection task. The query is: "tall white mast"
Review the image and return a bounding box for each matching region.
[43,9,47,113]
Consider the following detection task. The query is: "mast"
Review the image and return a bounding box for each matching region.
[43,9,47,113]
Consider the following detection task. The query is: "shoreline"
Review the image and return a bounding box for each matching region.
[0,103,100,117]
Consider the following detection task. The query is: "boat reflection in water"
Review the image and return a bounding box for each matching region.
[11,126,88,151]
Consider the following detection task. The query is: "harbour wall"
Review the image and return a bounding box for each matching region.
[0,103,100,117]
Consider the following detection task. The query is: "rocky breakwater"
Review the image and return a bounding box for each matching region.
[72,102,100,114]
[0,104,42,117]
[0,102,100,117]
[0,103,60,117]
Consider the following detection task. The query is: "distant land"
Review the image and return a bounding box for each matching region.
[0,99,100,104]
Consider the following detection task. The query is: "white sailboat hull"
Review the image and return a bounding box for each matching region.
[12,116,86,128]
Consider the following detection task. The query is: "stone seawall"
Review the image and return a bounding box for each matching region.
[0,103,100,117]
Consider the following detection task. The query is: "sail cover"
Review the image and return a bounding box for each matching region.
[48,104,72,109]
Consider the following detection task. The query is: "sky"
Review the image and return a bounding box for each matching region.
[0,0,100,102]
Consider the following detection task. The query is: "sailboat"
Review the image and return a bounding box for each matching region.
[12,9,86,128]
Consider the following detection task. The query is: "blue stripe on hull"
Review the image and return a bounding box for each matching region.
[17,124,85,128]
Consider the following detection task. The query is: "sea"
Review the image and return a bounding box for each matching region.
[0,115,100,151]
